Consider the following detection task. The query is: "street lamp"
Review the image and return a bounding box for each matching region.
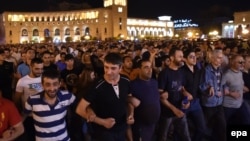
[187,32,193,38]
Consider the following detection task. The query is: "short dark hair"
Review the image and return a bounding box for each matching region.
[138,59,150,68]
[42,69,61,84]
[161,55,170,62]
[183,48,195,58]
[25,47,35,53]
[30,58,43,66]
[169,47,182,57]
[0,48,4,54]
[60,52,66,57]
[104,53,122,66]
[122,55,132,62]
[65,54,74,61]
[3,48,10,52]
[41,51,51,57]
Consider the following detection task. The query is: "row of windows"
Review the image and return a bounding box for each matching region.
[9,27,108,36]
[8,19,101,26]
[8,12,99,22]
[8,17,122,27]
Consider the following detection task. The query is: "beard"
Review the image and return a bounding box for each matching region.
[174,60,183,67]
[45,89,58,99]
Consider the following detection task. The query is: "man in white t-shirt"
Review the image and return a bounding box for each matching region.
[14,58,44,141]
[15,58,44,108]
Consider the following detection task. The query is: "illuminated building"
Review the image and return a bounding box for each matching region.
[173,19,202,39]
[0,0,174,44]
[222,11,250,39]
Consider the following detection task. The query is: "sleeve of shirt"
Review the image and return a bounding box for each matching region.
[24,97,32,114]
[83,85,97,103]
[199,68,213,92]
[158,69,167,90]
[221,72,229,91]
[68,93,76,105]
[8,102,22,127]
[15,79,24,93]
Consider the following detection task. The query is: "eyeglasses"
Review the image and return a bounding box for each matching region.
[238,61,245,64]
[188,55,196,59]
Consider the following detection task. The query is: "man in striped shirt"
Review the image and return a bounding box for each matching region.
[24,69,76,141]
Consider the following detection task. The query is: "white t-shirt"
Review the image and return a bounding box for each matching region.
[16,75,43,104]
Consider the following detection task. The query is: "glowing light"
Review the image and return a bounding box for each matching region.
[242,29,249,34]
[158,16,171,21]
[187,32,193,37]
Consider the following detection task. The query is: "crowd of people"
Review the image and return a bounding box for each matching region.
[0,39,250,141]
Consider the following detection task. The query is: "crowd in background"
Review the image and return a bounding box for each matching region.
[1,38,250,141]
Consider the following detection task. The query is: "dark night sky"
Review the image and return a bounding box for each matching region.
[0,0,249,26]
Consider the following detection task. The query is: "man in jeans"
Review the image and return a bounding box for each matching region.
[181,48,207,141]
[199,48,226,141]
[157,47,192,141]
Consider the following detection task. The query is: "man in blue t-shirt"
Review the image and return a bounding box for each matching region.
[130,59,160,141]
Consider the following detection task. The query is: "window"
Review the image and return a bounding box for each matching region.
[44,29,50,37]
[9,30,12,36]
[22,29,28,36]
[104,28,107,34]
[33,29,39,36]
[65,28,70,35]
[96,28,99,34]
[55,29,60,36]
[119,18,122,30]
[118,7,123,12]
[75,28,80,35]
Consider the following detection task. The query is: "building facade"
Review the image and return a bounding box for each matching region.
[222,11,250,39]
[0,0,174,44]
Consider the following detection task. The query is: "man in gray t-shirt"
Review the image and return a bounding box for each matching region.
[222,54,250,125]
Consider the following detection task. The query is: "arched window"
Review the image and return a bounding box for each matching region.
[22,29,28,36]
[65,28,70,35]
[33,29,39,36]
[85,27,90,35]
[75,28,80,35]
[55,29,60,36]
[44,29,50,37]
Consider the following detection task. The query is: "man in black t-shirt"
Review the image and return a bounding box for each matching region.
[157,47,192,141]
[0,49,14,100]
[76,53,134,141]
[60,54,82,92]
[41,51,58,71]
